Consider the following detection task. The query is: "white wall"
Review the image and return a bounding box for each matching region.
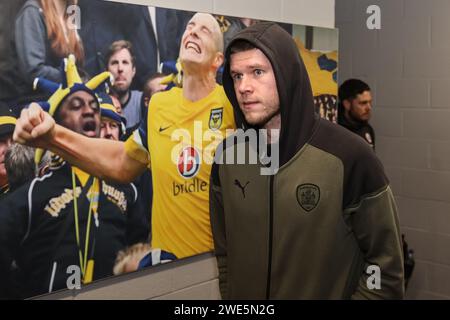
[107,0,335,28]
[292,25,339,52]
[336,0,450,300]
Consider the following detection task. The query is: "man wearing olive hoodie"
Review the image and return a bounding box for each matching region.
[210,22,404,299]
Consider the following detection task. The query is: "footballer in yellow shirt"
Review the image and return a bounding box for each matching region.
[125,85,235,258]
[12,12,235,262]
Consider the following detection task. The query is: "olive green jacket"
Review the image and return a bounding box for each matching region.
[211,22,404,300]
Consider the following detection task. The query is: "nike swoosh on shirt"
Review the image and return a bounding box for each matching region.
[159,125,172,132]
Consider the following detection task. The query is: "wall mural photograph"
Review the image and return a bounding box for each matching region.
[0,0,338,299]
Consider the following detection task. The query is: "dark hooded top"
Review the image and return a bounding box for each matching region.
[210,22,404,300]
[338,105,376,150]
[222,22,318,167]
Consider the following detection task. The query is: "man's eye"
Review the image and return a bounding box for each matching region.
[232,74,242,81]
[254,69,264,76]
[90,102,99,110]
[71,99,82,108]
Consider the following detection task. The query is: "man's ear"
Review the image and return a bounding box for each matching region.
[342,99,351,111]
[213,52,224,70]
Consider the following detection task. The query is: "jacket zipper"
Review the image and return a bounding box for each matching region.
[266,175,274,299]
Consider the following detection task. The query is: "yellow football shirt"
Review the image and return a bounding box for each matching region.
[125,85,235,258]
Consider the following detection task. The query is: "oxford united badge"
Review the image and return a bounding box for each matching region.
[209,107,223,131]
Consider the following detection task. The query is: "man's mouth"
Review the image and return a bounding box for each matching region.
[185,41,201,53]
[82,121,97,137]
[242,101,260,109]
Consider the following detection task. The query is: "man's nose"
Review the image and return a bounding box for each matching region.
[238,76,253,94]
[104,126,114,140]
[81,103,97,115]
[189,26,200,38]
[105,125,113,135]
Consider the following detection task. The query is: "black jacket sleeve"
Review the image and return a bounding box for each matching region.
[126,180,151,246]
[0,185,31,299]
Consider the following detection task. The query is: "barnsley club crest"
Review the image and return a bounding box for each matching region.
[296,184,320,212]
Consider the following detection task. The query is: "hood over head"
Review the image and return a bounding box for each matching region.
[222,22,318,166]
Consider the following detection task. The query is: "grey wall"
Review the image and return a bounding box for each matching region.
[336,0,450,299]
